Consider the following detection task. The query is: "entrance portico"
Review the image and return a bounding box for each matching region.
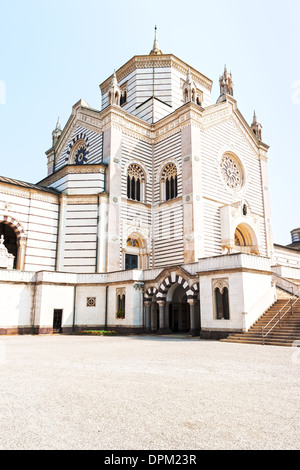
[144,269,200,336]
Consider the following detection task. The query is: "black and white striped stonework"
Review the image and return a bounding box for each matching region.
[55,126,103,172]
[144,275,199,302]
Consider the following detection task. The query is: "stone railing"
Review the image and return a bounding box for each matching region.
[197,253,272,273]
[0,270,36,283]
[272,265,300,282]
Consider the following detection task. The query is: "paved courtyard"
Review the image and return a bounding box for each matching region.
[0,334,299,450]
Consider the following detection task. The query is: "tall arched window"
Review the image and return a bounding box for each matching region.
[161,163,178,202]
[215,287,230,320]
[127,164,145,202]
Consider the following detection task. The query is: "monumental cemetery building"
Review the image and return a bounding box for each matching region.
[1,30,300,339]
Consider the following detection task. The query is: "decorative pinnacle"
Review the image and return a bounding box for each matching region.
[55,117,61,131]
[111,70,118,86]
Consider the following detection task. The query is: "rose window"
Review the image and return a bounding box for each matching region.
[220,155,243,189]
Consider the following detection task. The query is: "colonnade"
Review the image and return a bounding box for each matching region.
[144,298,200,336]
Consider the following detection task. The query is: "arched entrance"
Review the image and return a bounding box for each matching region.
[0,217,27,270]
[167,283,190,333]
[144,274,200,336]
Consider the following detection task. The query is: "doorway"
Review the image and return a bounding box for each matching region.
[168,284,190,333]
[53,309,63,333]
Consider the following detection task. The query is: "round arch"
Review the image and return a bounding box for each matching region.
[0,216,27,270]
[234,222,259,254]
[123,231,149,270]
[157,273,199,302]
[144,274,200,336]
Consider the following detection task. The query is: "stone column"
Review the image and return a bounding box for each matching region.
[144,302,152,332]
[16,238,27,271]
[157,300,172,335]
[165,301,171,329]
[157,300,166,334]
[188,299,199,337]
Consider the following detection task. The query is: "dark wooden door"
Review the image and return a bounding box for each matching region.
[53,309,63,333]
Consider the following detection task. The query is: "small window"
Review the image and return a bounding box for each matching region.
[120,82,128,106]
[120,90,127,106]
[87,297,96,307]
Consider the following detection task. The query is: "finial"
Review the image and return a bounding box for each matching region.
[111,70,118,86]
[52,116,62,146]
[55,116,61,131]
[150,25,162,55]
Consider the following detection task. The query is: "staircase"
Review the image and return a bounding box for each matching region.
[221,288,300,347]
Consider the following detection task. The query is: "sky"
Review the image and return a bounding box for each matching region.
[0,0,299,246]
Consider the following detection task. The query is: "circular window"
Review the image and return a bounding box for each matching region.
[220,154,243,190]
[74,143,88,165]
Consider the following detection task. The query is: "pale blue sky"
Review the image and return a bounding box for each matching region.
[0,0,299,245]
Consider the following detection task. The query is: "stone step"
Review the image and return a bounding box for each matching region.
[222,296,300,347]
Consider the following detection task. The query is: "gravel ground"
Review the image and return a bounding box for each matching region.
[0,334,299,450]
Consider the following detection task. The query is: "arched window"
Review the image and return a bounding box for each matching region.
[124,234,149,270]
[161,163,178,202]
[127,164,145,202]
[0,219,27,270]
[116,290,126,319]
[215,287,230,320]
[234,223,259,255]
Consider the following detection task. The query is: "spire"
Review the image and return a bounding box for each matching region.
[251,110,262,140]
[217,65,234,103]
[52,116,62,147]
[55,116,61,131]
[186,67,192,84]
[111,70,118,87]
[150,26,162,55]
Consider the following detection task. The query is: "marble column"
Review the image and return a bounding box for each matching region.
[188,299,199,337]
[16,238,27,271]
[144,301,151,332]
[157,300,172,335]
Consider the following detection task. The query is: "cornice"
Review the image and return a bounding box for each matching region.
[38,163,107,187]
[0,182,59,204]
